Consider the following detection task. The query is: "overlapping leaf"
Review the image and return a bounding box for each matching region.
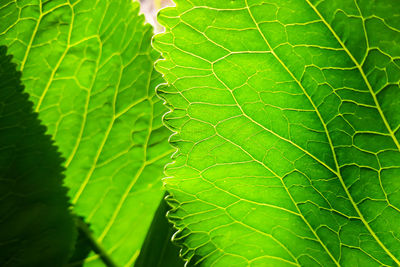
[0,46,75,266]
[0,0,172,265]
[154,0,400,266]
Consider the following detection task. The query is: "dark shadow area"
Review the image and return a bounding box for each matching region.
[135,193,184,267]
[67,217,117,267]
[0,46,76,266]
[66,217,93,267]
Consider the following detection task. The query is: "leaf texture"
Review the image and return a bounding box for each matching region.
[0,0,172,265]
[0,46,76,266]
[153,0,400,266]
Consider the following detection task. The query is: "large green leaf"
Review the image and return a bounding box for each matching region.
[0,46,76,266]
[154,0,400,266]
[0,0,172,265]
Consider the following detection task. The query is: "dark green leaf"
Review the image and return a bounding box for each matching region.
[135,193,184,267]
[0,46,76,267]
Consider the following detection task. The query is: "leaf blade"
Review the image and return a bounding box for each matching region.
[0,1,172,265]
[154,0,400,266]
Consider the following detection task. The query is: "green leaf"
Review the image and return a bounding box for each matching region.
[0,46,76,266]
[0,0,172,265]
[154,0,400,266]
[135,193,184,267]
[68,217,93,266]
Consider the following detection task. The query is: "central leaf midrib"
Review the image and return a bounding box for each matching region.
[305,0,400,153]
[304,1,400,264]
[243,0,398,265]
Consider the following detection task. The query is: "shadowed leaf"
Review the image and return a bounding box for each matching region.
[0,46,76,267]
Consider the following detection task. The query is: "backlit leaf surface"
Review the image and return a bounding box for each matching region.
[0,1,172,265]
[154,0,400,266]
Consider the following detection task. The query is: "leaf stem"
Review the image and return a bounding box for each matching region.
[76,218,118,267]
